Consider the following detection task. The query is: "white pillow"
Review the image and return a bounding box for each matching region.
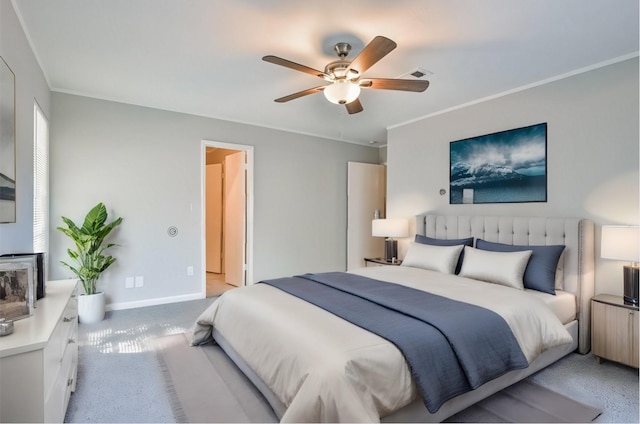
[401,242,464,274]
[459,246,533,290]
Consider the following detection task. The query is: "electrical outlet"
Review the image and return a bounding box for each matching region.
[125,277,134,289]
[187,266,194,276]
[135,276,144,288]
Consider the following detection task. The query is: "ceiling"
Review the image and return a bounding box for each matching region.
[13,0,639,145]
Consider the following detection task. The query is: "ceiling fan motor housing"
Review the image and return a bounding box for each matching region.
[325,59,354,79]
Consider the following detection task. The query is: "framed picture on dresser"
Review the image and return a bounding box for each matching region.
[0,257,35,320]
[0,253,45,300]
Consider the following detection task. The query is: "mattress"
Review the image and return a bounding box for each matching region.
[525,289,576,324]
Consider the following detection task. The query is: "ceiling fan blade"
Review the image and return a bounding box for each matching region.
[263,55,329,79]
[345,98,364,114]
[274,86,326,103]
[360,78,429,92]
[347,36,397,76]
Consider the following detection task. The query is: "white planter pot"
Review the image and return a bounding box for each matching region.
[78,292,106,324]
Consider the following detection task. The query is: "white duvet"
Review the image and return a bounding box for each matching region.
[192,266,572,422]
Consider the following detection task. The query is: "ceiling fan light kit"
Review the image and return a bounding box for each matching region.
[324,80,361,104]
[263,35,429,114]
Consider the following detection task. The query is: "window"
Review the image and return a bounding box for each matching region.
[33,102,49,254]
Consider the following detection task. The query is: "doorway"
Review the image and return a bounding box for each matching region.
[202,140,253,297]
[347,162,386,270]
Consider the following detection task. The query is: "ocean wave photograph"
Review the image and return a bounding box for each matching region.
[449,123,547,204]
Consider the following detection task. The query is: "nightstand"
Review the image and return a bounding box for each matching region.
[364,257,402,267]
[591,294,639,368]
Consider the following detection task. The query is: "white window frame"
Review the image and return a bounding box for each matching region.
[33,101,49,256]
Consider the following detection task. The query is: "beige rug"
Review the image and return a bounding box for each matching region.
[444,379,602,422]
[154,333,602,423]
[154,332,277,423]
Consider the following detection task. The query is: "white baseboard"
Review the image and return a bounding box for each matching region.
[106,292,206,311]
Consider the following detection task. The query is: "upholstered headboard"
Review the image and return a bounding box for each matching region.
[416,214,595,354]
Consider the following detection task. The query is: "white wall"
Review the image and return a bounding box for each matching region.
[49,93,379,308]
[0,1,50,253]
[387,58,639,296]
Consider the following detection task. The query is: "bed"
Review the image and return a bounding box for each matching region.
[192,214,595,422]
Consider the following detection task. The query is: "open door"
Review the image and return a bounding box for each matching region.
[224,151,246,286]
[205,163,223,273]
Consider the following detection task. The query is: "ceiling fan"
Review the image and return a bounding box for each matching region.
[262,36,430,114]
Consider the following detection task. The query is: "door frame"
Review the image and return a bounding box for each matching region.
[347,162,386,270]
[201,140,254,295]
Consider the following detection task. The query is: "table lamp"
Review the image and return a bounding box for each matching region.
[601,225,639,305]
[372,218,408,263]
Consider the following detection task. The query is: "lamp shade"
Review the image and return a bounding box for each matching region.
[372,218,408,238]
[601,225,640,262]
[323,81,361,104]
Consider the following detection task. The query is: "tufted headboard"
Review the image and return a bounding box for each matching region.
[416,214,595,354]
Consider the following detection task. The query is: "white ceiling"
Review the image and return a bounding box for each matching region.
[13,0,639,145]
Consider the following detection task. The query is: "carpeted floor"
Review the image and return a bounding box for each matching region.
[65,297,640,423]
[65,297,215,423]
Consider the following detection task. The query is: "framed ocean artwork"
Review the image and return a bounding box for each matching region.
[450,123,547,204]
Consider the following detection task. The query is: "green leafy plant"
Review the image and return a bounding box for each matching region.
[57,202,123,295]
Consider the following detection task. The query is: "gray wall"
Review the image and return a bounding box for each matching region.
[5,0,637,306]
[49,93,379,308]
[0,1,51,253]
[387,58,639,296]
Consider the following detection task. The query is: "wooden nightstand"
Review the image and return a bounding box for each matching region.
[364,257,402,267]
[591,294,639,368]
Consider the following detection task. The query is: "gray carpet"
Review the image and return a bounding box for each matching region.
[65,297,639,423]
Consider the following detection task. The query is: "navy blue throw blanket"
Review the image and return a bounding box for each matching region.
[260,272,528,413]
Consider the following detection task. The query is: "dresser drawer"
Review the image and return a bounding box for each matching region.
[45,336,76,423]
[43,293,78,399]
[60,295,78,360]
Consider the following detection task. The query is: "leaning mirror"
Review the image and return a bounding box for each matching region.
[0,57,15,223]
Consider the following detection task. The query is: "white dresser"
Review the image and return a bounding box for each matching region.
[0,279,78,423]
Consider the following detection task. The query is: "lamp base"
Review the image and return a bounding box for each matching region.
[623,265,639,305]
[384,239,398,263]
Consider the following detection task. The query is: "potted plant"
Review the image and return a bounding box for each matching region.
[57,202,123,323]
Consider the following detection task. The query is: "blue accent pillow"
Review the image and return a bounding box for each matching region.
[415,235,474,274]
[475,239,566,295]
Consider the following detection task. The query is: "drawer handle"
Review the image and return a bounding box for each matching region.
[68,338,76,344]
[63,316,77,322]
[67,378,74,387]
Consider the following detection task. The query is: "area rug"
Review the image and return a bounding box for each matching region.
[444,379,602,423]
[153,333,602,423]
[153,332,278,423]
